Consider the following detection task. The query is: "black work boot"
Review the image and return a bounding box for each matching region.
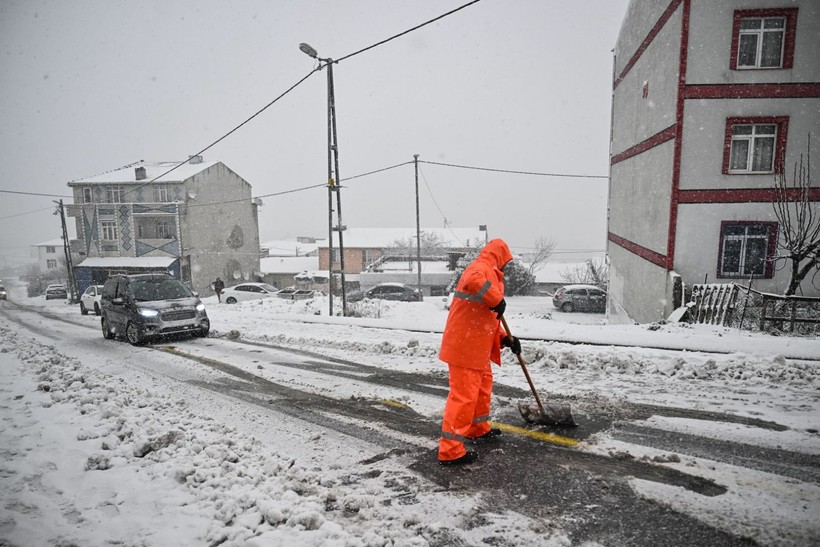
[439,450,478,466]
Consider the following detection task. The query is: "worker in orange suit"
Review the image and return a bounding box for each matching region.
[438,238,522,466]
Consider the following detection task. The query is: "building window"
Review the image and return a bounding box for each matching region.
[731,8,797,70]
[46,259,57,269]
[106,186,124,203]
[101,220,118,241]
[46,246,56,254]
[156,219,174,239]
[153,184,170,202]
[723,117,788,175]
[82,187,93,203]
[718,222,777,279]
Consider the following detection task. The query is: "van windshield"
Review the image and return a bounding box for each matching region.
[129,279,193,302]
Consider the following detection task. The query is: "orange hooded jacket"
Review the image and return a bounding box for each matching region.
[439,239,513,370]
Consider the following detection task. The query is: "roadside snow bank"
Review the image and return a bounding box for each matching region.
[0,322,570,546]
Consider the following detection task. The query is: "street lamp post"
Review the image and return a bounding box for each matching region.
[300,42,348,316]
[414,154,423,300]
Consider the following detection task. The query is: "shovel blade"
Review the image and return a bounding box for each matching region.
[517,400,576,426]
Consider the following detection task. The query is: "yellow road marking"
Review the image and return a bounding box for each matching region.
[490,421,580,447]
[378,399,409,409]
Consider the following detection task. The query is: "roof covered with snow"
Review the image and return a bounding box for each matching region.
[68,159,220,185]
[75,257,177,269]
[260,256,319,274]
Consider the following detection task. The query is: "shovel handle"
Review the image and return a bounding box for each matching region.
[500,315,548,416]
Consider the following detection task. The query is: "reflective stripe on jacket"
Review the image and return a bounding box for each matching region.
[439,239,513,370]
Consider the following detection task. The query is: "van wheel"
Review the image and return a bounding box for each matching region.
[562,302,574,313]
[226,297,237,304]
[80,302,88,315]
[126,322,144,346]
[101,316,115,340]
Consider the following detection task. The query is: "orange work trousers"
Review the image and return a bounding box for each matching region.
[438,362,493,461]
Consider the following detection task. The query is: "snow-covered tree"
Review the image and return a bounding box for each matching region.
[560,258,608,289]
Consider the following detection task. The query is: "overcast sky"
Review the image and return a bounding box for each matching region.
[0,0,629,268]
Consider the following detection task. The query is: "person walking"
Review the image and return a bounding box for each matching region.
[438,239,521,466]
[214,277,224,303]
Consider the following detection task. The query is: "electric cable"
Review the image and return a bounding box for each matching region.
[420,160,609,179]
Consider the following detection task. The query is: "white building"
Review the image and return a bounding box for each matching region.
[609,0,820,324]
[30,239,66,273]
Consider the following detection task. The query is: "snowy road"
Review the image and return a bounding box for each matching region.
[2,294,819,546]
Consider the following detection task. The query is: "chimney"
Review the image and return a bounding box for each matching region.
[135,166,147,180]
[188,155,203,164]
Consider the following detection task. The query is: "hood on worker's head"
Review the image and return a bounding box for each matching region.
[480,239,514,271]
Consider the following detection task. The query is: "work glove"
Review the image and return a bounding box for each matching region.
[489,298,506,319]
[502,335,521,355]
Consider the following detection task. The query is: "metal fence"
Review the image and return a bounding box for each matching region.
[688,283,820,335]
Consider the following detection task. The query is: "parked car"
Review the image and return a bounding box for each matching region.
[79,284,104,315]
[45,284,67,300]
[0,285,6,300]
[221,282,280,304]
[348,283,422,303]
[100,273,209,345]
[552,284,607,313]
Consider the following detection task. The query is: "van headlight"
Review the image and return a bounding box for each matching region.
[196,303,206,311]
[139,308,159,317]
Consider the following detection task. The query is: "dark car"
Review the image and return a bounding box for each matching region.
[100,273,209,345]
[0,285,7,300]
[348,283,422,303]
[552,284,607,313]
[45,284,68,300]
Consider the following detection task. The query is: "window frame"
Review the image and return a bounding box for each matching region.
[153,184,170,203]
[106,186,124,204]
[46,259,58,269]
[730,8,797,71]
[717,221,778,279]
[722,117,788,175]
[82,187,93,203]
[101,220,118,241]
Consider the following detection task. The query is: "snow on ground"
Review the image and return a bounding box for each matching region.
[1,284,819,545]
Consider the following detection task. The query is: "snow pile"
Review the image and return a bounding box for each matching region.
[0,323,570,546]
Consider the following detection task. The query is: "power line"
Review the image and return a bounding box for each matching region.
[335,0,482,64]
[420,160,609,179]
[0,189,72,198]
[0,206,56,221]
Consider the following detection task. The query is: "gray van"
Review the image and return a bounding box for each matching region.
[100,273,209,345]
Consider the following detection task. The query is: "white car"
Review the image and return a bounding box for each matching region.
[221,282,280,304]
[80,284,104,315]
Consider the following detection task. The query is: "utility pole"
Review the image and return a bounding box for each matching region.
[300,42,347,316]
[326,59,348,316]
[55,199,77,302]
[414,154,423,300]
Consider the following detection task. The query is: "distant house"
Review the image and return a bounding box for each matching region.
[65,157,261,296]
[30,239,66,274]
[259,255,321,289]
[318,227,487,296]
[608,0,820,324]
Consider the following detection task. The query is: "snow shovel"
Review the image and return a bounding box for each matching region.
[500,315,576,427]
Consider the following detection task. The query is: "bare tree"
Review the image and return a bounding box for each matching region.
[386,231,449,258]
[526,236,556,276]
[560,258,608,288]
[773,135,820,295]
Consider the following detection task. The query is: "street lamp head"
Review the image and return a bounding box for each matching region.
[299,42,318,59]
